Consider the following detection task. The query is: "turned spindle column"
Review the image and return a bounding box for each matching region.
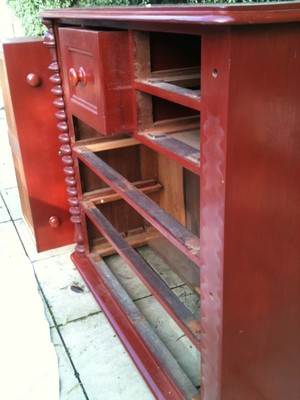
[42,19,85,254]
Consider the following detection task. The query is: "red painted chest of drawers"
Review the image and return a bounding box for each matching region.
[40,4,300,399]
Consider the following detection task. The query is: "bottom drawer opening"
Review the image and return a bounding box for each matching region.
[83,199,200,295]
[79,201,201,397]
[84,247,201,399]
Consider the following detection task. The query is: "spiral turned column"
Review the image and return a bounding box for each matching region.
[42,19,85,254]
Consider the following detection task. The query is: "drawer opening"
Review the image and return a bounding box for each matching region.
[82,200,201,346]
[83,252,201,399]
[73,118,107,141]
[132,31,201,95]
[152,96,199,123]
[75,143,200,265]
[84,204,200,294]
[150,32,200,74]
[72,118,132,142]
[135,75,201,111]
[137,93,200,129]
[135,94,200,172]
[80,206,201,398]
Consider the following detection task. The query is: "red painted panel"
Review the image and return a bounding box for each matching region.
[222,24,300,400]
[200,27,231,400]
[3,39,74,251]
[59,28,133,137]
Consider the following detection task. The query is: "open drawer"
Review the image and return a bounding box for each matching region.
[59,28,133,136]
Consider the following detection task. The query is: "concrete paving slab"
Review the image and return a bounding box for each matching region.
[0,149,17,190]
[173,285,200,319]
[104,253,151,300]
[0,192,10,222]
[50,328,87,400]
[0,110,8,133]
[136,295,200,388]
[33,252,100,326]
[1,186,22,220]
[104,249,200,388]
[0,118,17,190]
[38,287,56,329]
[0,219,25,256]
[137,245,186,288]
[0,252,59,400]
[59,313,155,400]
[14,218,75,262]
[104,245,187,301]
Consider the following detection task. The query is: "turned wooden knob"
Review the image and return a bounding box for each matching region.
[69,67,86,86]
[26,73,41,87]
[48,216,61,228]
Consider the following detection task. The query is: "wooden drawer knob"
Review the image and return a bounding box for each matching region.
[48,216,61,228]
[69,67,86,86]
[26,73,41,87]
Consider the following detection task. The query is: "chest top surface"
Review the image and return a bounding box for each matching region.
[40,2,300,26]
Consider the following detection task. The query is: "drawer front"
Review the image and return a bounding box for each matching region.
[59,28,133,136]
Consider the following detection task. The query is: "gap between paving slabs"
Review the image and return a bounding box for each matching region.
[35,275,90,400]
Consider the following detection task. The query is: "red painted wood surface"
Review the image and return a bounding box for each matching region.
[59,28,133,137]
[200,27,231,400]
[3,39,74,251]
[40,3,300,26]
[221,24,300,400]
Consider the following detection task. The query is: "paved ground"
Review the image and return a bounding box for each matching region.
[0,91,156,399]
